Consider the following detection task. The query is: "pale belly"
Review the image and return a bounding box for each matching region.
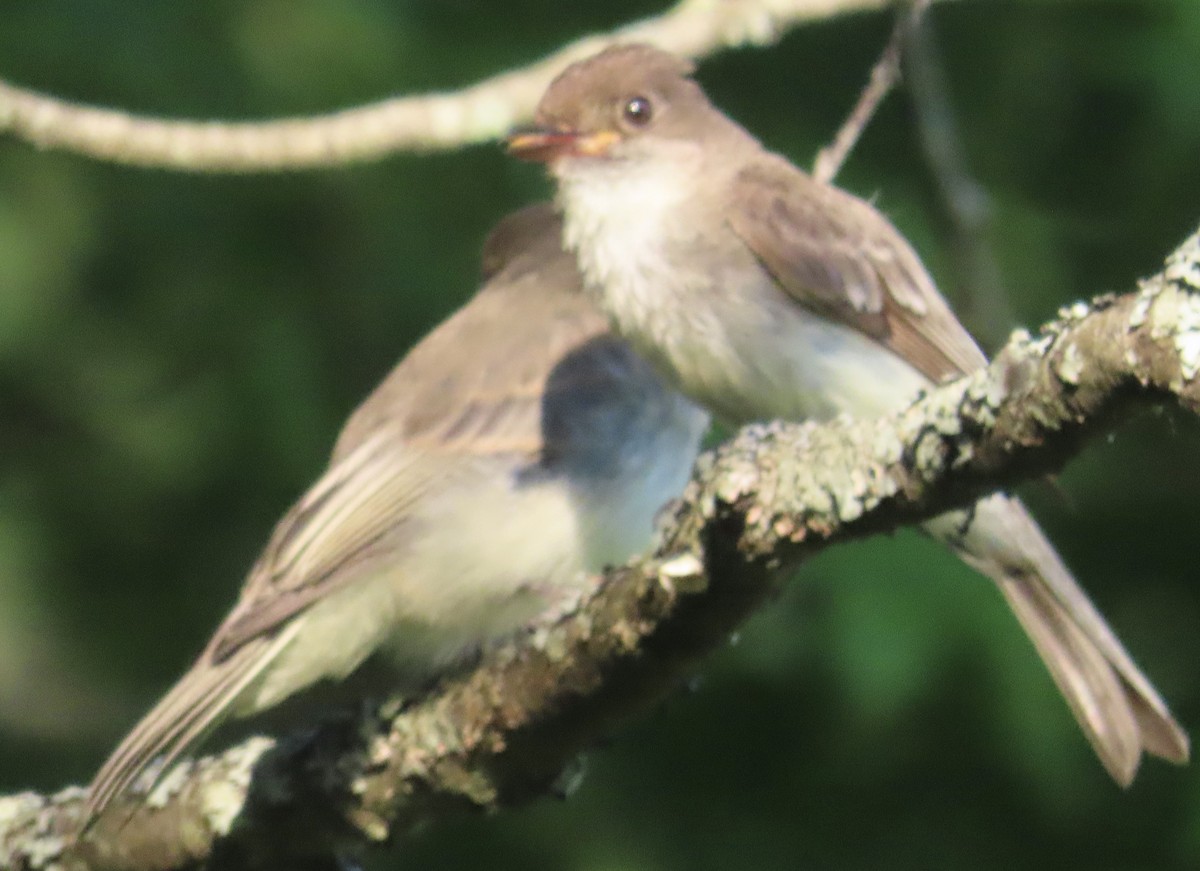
[236,412,708,715]
[614,276,933,427]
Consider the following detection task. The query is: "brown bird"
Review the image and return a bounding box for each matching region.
[81,202,709,831]
[509,44,1188,785]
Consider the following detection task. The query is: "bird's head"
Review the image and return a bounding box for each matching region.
[507,44,717,166]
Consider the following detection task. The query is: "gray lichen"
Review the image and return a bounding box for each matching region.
[199,737,273,837]
[1148,285,1200,385]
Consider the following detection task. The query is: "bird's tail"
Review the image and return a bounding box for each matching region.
[924,493,1189,785]
[79,630,293,836]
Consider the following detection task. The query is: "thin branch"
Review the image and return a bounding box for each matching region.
[0,0,914,172]
[4,222,1199,871]
[812,0,930,184]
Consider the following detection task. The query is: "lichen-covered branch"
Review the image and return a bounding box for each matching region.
[3,222,1198,871]
[0,0,904,172]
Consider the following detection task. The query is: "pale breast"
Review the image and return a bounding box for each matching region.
[558,156,695,330]
[557,159,931,426]
[558,155,735,406]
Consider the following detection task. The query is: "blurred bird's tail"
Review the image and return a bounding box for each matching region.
[925,493,1189,785]
[78,631,292,836]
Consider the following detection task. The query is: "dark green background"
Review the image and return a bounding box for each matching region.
[3,1,1199,868]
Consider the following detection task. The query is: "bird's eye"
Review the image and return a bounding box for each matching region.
[622,95,653,127]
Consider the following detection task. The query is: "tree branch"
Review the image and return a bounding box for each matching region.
[0,0,911,172]
[3,223,1197,870]
[812,0,930,184]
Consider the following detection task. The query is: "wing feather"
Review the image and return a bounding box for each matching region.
[84,206,611,830]
[728,155,986,381]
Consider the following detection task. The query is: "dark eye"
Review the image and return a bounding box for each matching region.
[622,95,653,127]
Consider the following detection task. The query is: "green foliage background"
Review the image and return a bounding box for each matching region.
[3,1,1200,868]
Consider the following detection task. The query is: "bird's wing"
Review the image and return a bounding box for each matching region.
[84,434,521,830]
[84,378,453,831]
[209,433,437,661]
[214,249,605,661]
[332,221,601,460]
[727,155,987,381]
[84,208,606,831]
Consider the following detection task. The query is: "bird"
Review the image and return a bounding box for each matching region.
[507,43,1188,785]
[80,201,710,831]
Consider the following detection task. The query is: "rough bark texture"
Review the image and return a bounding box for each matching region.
[3,224,1198,870]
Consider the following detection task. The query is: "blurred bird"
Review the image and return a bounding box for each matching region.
[508,44,1188,784]
[82,202,710,830]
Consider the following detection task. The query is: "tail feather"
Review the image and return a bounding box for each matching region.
[995,574,1141,784]
[927,493,1189,784]
[81,630,294,834]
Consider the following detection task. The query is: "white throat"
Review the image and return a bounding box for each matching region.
[554,149,717,383]
[556,152,697,297]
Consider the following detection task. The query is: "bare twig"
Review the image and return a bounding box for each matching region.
[0,0,912,173]
[812,0,931,184]
[4,223,1198,871]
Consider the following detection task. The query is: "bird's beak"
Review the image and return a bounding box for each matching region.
[507,127,620,163]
